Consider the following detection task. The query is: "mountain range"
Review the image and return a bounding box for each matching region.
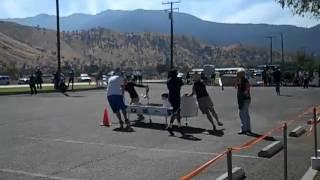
[3,9,320,55]
[0,21,291,79]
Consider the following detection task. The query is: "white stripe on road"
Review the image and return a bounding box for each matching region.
[24,137,262,160]
[0,168,78,180]
[149,148,263,159]
[26,137,137,150]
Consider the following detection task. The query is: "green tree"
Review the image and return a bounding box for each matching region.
[276,0,320,17]
[295,52,317,71]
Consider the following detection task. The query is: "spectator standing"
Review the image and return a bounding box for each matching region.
[236,70,252,135]
[68,69,75,90]
[137,71,142,85]
[303,72,309,88]
[29,73,37,95]
[186,72,191,85]
[262,69,267,86]
[35,67,43,89]
[96,70,103,87]
[273,69,281,95]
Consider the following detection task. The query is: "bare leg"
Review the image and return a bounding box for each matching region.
[167,114,176,136]
[115,111,124,128]
[204,110,216,131]
[176,110,184,135]
[121,109,132,130]
[169,114,176,128]
[209,107,223,126]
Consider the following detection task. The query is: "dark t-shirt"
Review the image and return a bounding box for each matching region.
[273,70,281,83]
[237,78,251,99]
[193,80,209,99]
[237,78,250,109]
[125,82,145,99]
[69,71,74,79]
[167,77,183,102]
[125,82,138,99]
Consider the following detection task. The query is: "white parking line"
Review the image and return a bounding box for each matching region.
[26,137,137,150]
[0,168,78,180]
[149,148,263,159]
[23,136,263,160]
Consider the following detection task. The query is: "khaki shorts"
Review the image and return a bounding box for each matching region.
[197,96,214,113]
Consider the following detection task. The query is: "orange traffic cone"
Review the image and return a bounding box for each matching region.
[100,108,111,126]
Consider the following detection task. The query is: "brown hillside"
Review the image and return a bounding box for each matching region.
[0,21,292,78]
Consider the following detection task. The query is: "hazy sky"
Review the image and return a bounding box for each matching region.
[0,0,319,27]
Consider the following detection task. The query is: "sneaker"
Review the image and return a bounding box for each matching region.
[238,131,246,135]
[246,131,253,135]
[119,122,124,129]
[167,128,175,136]
[217,122,223,126]
[125,125,133,131]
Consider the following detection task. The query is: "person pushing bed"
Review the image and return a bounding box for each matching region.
[188,73,223,131]
[124,77,149,121]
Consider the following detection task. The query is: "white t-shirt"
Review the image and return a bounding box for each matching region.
[107,75,124,96]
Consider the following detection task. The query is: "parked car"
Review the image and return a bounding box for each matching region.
[18,77,29,84]
[78,74,92,82]
[0,75,10,85]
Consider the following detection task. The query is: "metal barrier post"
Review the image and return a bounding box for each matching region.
[314,107,318,157]
[227,148,232,180]
[283,123,287,180]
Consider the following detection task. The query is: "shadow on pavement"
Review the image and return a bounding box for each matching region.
[206,129,225,137]
[180,135,202,141]
[246,132,277,141]
[132,121,206,134]
[279,94,293,97]
[112,127,135,133]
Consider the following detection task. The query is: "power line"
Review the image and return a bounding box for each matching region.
[162,1,181,69]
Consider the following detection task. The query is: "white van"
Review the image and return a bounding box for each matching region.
[0,75,10,85]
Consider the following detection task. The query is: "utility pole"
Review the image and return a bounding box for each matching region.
[265,36,274,66]
[281,33,284,70]
[56,0,61,73]
[162,1,181,69]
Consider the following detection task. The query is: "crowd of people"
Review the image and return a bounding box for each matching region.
[106,68,252,136]
[262,68,320,88]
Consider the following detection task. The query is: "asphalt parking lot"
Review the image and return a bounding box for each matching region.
[0,84,319,180]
